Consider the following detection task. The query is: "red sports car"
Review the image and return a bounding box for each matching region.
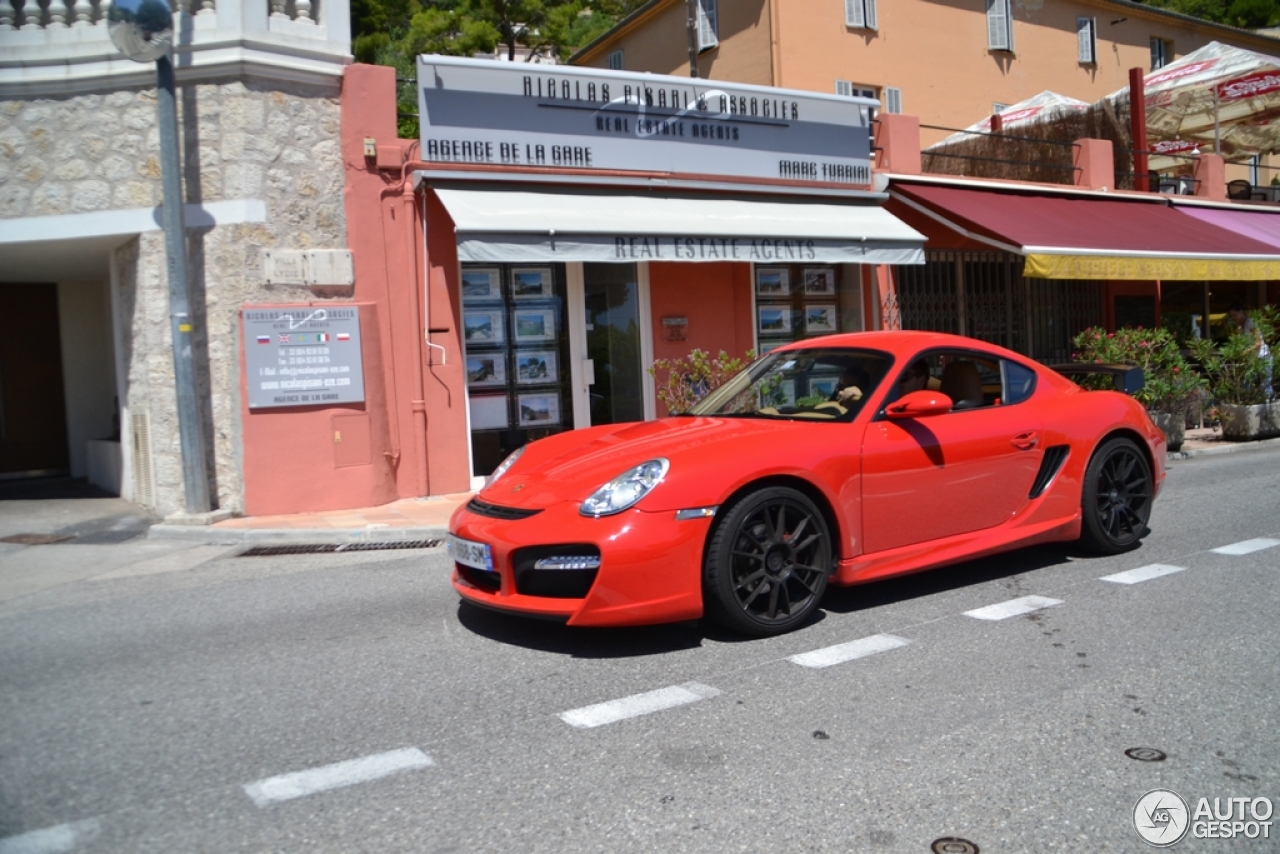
[448,331,1166,636]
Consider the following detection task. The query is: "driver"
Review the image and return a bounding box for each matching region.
[831,365,871,404]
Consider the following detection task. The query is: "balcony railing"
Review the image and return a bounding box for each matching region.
[0,0,350,93]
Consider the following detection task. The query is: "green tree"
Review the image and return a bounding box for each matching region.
[1137,0,1279,29]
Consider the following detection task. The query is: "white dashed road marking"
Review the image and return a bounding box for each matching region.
[0,819,100,854]
[559,682,721,728]
[788,633,912,668]
[963,595,1063,621]
[1100,564,1187,585]
[243,748,433,807]
[1211,538,1280,556]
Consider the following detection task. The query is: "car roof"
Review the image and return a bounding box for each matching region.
[777,330,1029,362]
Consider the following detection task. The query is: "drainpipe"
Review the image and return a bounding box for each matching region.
[400,178,429,497]
[379,144,430,496]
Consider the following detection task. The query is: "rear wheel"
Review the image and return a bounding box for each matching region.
[1080,437,1152,554]
[702,486,832,636]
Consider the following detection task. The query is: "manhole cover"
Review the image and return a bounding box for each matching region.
[1125,747,1168,762]
[0,533,73,545]
[931,839,979,854]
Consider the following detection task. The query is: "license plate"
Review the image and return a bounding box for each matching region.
[447,534,493,571]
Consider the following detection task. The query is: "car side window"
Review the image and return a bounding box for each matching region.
[1000,359,1037,404]
[888,350,1034,412]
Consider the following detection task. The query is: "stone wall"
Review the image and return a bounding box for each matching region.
[1,77,348,514]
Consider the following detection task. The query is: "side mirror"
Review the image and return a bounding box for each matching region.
[885,390,953,419]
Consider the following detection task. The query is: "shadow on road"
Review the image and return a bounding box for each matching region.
[453,539,1152,656]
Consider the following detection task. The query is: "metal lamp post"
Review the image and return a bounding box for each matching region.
[108,0,211,514]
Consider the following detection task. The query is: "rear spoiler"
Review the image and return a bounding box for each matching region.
[1048,363,1145,396]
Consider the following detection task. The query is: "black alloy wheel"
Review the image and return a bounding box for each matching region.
[703,486,833,636]
[1080,436,1153,554]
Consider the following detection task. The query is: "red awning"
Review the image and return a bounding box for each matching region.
[890,183,1280,280]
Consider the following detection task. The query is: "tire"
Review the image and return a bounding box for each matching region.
[702,486,833,636]
[1079,437,1153,554]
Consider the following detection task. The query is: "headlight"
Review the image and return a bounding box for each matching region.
[580,458,669,517]
[485,446,525,488]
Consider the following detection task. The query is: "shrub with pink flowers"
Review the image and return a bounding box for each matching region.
[1071,326,1205,413]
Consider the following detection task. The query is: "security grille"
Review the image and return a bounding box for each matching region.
[896,251,1103,363]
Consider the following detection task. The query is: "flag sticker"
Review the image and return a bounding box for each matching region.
[256,335,271,344]
[337,333,350,341]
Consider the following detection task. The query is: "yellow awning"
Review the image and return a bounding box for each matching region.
[1024,253,1280,281]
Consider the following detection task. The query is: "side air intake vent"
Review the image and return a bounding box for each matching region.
[1029,445,1070,499]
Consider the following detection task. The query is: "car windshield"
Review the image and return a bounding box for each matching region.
[688,347,891,421]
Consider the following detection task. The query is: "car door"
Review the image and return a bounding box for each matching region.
[858,352,1043,555]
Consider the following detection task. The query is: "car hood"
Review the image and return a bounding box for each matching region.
[476,416,828,511]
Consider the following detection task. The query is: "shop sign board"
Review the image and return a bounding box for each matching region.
[417,56,873,185]
[243,307,365,408]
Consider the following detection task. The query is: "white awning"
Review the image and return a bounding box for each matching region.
[430,188,925,265]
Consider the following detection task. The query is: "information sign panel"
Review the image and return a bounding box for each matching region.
[243,307,365,408]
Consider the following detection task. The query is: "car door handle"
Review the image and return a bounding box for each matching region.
[1011,431,1039,451]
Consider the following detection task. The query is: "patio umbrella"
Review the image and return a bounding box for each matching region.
[1109,41,1280,160]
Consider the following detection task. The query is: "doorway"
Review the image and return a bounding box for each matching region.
[568,263,654,429]
[0,284,70,478]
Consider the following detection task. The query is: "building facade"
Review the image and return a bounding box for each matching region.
[0,0,351,513]
[571,0,1280,157]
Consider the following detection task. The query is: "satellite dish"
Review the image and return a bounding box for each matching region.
[108,0,174,63]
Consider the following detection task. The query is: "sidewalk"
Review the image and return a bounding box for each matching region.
[147,492,474,545]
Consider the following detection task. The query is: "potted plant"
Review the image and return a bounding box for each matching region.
[1073,326,1205,451]
[648,348,755,414]
[1188,308,1279,441]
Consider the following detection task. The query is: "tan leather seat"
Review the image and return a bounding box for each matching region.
[940,361,983,409]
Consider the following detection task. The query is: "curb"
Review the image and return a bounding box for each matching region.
[147,524,450,546]
[1167,434,1280,461]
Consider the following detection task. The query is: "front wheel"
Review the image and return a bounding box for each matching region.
[702,486,833,636]
[1079,437,1153,554]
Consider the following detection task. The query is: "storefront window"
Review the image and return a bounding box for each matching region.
[462,264,571,476]
[754,265,864,354]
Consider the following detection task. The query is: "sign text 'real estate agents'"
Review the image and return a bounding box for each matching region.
[243,307,365,409]
[417,56,873,185]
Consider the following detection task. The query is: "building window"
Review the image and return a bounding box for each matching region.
[607,50,623,70]
[992,102,1009,113]
[845,0,878,31]
[697,0,718,52]
[1077,17,1097,64]
[836,81,876,100]
[1151,38,1171,69]
[986,0,1013,51]
[884,86,902,114]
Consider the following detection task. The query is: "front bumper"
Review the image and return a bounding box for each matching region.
[448,498,712,627]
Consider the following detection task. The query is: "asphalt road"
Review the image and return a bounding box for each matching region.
[1,447,1278,853]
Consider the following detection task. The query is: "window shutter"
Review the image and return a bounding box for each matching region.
[1077,17,1096,64]
[844,0,864,28]
[987,0,1009,51]
[697,0,718,51]
[864,0,878,31]
[885,86,902,114]
[608,50,623,70]
[836,80,853,97]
